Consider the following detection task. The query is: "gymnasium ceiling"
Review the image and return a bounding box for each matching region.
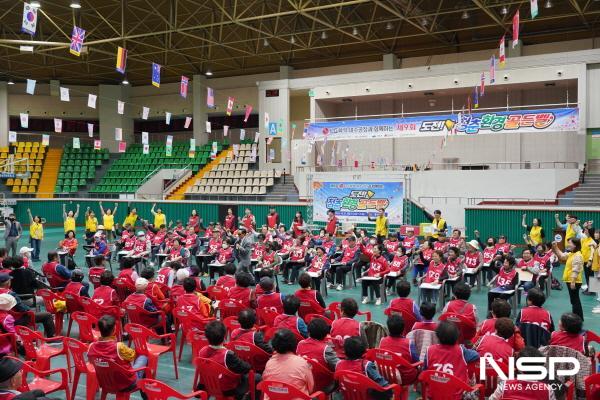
[0,0,599,85]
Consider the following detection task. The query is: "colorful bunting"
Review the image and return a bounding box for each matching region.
[480,72,485,96]
[531,0,538,19]
[60,87,70,102]
[26,79,36,95]
[180,76,189,98]
[88,94,97,109]
[207,87,214,108]
[473,86,479,109]
[20,113,28,128]
[226,97,235,116]
[70,26,86,56]
[116,47,127,74]
[512,10,520,48]
[151,63,161,87]
[244,105,253,122]
[499,36,506,67]
[21,3,38,35]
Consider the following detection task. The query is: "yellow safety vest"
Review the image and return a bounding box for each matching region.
[86,217,98,232]
[64,217,76,233]
[529,226,543,246]
[103,214,115,230]
[29,221,43,240]
[432,218,446,239]
[154,213,166,228]
[375,216,388,237]
[565,223,576,246]
[563,251,584,284]
[581,236,593,263]
[124,213,138,227]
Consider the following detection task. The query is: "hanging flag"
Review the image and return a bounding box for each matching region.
[490,56,496,84]
[94,140,101,151]
[115,128,122,141]
[42,134,50,146]
[60,87,70,102]
[73,137,80,149]
[480,72,485,96]
[54,118,62,133]
[211,141,218,159]
[117,100,124,115]
[88,94,97,109]
[232,144,239,158]
[190,138,196,150]
[118,141,126,153]
[166,135,173,147]
[184,117,192,129]
[180,76,189,98]
[240,129,246,140]
[499,36,506,67]
[254,131,260,143]
[165,112,171,125]
[8,132,17,143]
[467,95,472,115]
[20,113,29,128]
[151,63,161,87]
[473,86,479,109]
[512,10,519,48]
[264,112,270,127]
[291,123,296,137]
[531,0,538,18]
[244,105,253,122]
[206,121,211,133]
[250,146,257,162]
[142,106,149,120]
[87,123,94,137]
[116,47,127,74]
[223,125,229,137]
[26,79,36,95]
[207,87,214,108]
[22,3,38,35]
[226,97,235,116]
[69,26,86,56]
[142,131,149,145]
[165,144,172,157]
[269,148,275,162]
[267,136,274,145]
[143,144,150,155]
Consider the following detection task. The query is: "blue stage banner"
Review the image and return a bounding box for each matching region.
[305,107,579,140]
[313,181,404,224]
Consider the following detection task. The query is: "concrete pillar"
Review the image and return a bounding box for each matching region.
[507,40,522,58]
[192,75,209,146]
[99,84,133,153]
[383,53,398,70]
[279,66,294,79]
[0,82,8,147]
[258,79,290,172]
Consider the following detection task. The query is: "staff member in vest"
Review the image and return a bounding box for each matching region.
[266,207,279,229]
[3,214,22,258]
[555,213,582,246]
[368,208,388,244]
[326,209,338,236]
[26,209,43,262]
[62,203,80,234]
[420,207,447,241]
[123,204,138,228]
[150,203,167,229]
[552,238,585,320]
[521,214,545,246]
[99,202,118,241]
[84,208,99,244]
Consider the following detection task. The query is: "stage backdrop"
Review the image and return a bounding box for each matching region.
[305,107,579,140]
[313,181,404,224]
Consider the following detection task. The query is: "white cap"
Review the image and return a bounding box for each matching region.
[0,293,17,311]
[135,278,149,290]
[467,240,480,250]
[175,269,190,282]
[137,231,146,237]
[19,246,34,254]
[94,232,103,238]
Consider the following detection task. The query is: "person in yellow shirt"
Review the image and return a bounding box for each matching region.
[99,202,119,241]
[554,213,582,246]
[151,203,167,228]
[367,208,388,243]
[521,214,545,246]
[552,238,584,320]
[123,204,138,227]
[420,207,447,240]
[85,207,99,244]
[26,208,43,262]
[63,203,80,234]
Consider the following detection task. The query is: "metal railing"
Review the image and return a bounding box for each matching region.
[418,196,558,206]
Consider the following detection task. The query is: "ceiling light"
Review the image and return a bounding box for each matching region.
[122,78,129,85]
[30,1,41,8]
[461,10,469,19]
[544,0,553,8]
[263,38,269,47]
[500,6,508,15]
[7,79,14,85]
[352,27,359,36]
[385,22,393,30]
[205,70,213,76]
[70,0,81,8]
[290,36,296,44]
[19,45,34,53]
[320,31,328,40]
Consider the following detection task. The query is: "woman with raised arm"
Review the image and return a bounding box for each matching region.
[521,213,545,246]
[26,208,43,262]
[62,203,80,234]
[552,237,584,320]
[99,202,118,241]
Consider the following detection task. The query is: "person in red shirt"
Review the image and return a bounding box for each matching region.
[516,288,554,348]
[175,277,211,318]
[297,317,339,371]
[325,209,338,236]
[92,270,120,308]
[411,302,438,332]
[230,309,272,353]
[549,313,587,354]
[328,236,360,291]
[385,246,408,294]
[487,255,518,313]
[256,277,284,314]
[387,280,422,325]
[420,250,447,305]
[283,238,306,285]
[63,269,90,298]
[360,244,389,306]
[0,358,48,400]
[241,208,256,232]
[229,272,256,309]
[476,317,515,363]
[442,283,477,328]
[223,208,237,233]
[473,299,524,352]
[273,295,308,338]
[266,207,279,229]
[330,298,360,355]
[462,240,483,288]
[378,314,419,385]
[215,263,237,293]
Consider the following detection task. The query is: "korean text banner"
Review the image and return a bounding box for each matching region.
[305,108,579,140]
[313,181,404,224]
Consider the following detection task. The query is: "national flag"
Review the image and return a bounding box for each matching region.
[480,72,485,96]
[254,131,260,143]
[151,63,161,87]
[117,100,124,115]
[244,105,252,122]
[240,129,246,140]
[69,26,86,56]
[166,144,172,157]
[499,36,506,67]
[531,0,538,19]
[116,47,127,74]
[226,97,234,116]
[207,87,214,108]
[165,112,171,125]
[206,121,211,133]
[21,3,38,35]
[190,138,196,150]
[512,10,520,48]
[115,128,122,141]
[143,144,149,155]
[473,86,479,109]
[180,76,189,98]
[166,135,173,146]
[490,56,496,84]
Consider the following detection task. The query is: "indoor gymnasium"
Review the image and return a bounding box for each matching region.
[1,1,600,399]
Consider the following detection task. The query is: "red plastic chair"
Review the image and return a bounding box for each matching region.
[64,337,98,400]
[585,373,600,399]
[37,288,65,335]
[81,296,123,320]
[137,379,207,400]
[419,370,484,400]
[384,307,417,336]
[223,316,241,338]
[193,357,256,400]
[125,323,179,379]
[257,380,325,400]
[0,332,17,356]
[15,325,70,373]
[8,309,36,330]
[303,356,334,394]
[219,299,245,320]
[190,330,209,359]
[114,277,136,302]
[124,303,167,334]
[89,266,106,289]
[334,370,401,400]
[225,340,271,372]
[6,356,71,400]
[438,313,476,343]
[63,292,85,335]
[365,349,423,400]
[173,309,214,360]
[469,361,508,397]
[586,330,600,372]
[327,302,371,321]
[89,357,149,400]
[304,314,332,326]
[256,307,280,327]
[71,311,101,343]
[298,298,326,320]
[207,285,228,301]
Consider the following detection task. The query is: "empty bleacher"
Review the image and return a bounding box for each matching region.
[55,144,110,194]
[1,141,46,195]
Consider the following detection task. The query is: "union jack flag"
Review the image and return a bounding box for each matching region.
[70,26,85,56]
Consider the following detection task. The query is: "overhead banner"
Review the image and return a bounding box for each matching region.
[305,108,579,140]
[313,181,404,224]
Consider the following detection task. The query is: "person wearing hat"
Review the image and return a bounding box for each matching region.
[0,293,17,356]
[397,226,420,256]
[26,208,43,262]
[150,203,167,231]
[3,213,22,258]
[256,277,285,314]
[127,231,151,269]
[91,232,109,259]
[123,278,160,329]
[18,247,33,269]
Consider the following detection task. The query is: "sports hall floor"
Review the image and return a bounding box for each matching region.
[18,227,600,399]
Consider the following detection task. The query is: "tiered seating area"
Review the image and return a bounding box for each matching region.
[1,141,46,194]
[55,144,110,194]
[186,143,282,196]
[91,142,224,195]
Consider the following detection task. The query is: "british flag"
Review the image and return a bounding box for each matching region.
[70,26,85,56]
